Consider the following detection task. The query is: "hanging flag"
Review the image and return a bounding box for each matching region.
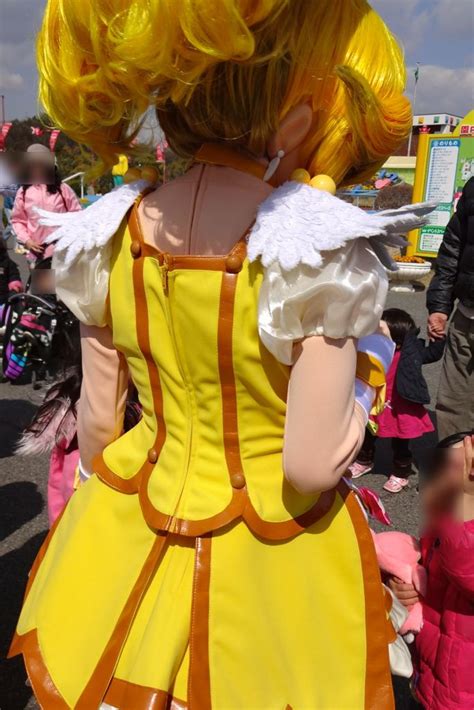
[414,65,420,83]
[0,122,13,151]
[31,126,44,137]
[49,129,61,151]
[156,139,168,163]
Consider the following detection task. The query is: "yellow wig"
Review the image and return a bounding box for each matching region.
[37,0,411,184]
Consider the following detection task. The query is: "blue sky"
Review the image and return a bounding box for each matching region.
[1,0,473,121]
[372,0,473,115]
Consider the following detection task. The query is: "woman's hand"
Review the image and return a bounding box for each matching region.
[25,239,44,255]
[388,577,419,610]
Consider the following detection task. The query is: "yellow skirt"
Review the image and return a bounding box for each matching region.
[10,476,394,709]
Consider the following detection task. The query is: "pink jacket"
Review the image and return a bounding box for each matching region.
[11,183,81,260]
[415,519,474,709]
[371,530,427,635]
[48,445,79,525]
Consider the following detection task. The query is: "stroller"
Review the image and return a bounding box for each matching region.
[1,258,79,388]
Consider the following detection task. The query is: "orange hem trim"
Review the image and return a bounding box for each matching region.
[105,677,187,710]
[340,483,395,710]
[188,535,212,710]
[8,629,69,709]
[9,629,188,710]
[76,535,168,708]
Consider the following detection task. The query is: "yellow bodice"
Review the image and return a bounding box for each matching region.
[94,200,334,539]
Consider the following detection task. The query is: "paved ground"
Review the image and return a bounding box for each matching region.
[0,250,441,707]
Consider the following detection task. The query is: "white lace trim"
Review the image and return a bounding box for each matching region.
[247,181,436,271]
[37,179,151,266]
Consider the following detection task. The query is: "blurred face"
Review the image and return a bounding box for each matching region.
[422,456,460,526]
[422,439,474,526]
[28,161,51,185]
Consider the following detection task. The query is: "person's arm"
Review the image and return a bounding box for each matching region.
[283,336,367,493]
[77,324,129,474]
[10,189,30,244]
[426,202,464,338]
[62,183,82,213]
[420,337,446,365]
[7,257,22,292]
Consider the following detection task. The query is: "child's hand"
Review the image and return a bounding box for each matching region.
[388,577,419,610]
[376,320,391,339]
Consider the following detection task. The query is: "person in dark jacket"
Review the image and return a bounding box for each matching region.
[0,239,22,307]
[427,177,474,439]
[396,327,446,405]
[350,309,445,492]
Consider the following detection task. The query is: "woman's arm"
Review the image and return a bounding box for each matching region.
[77,324,129,473]
[283,336,366,494]
[11,190,30,244]
[62,183,82,212]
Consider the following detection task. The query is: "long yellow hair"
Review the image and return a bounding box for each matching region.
[37,0,411,184]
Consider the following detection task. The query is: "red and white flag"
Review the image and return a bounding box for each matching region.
[31,126,44,137]
[0,122,13,151]
[49,129,61,151]
[156,139,168,163]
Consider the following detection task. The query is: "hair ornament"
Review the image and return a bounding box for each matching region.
[124,166,160,185]
[290,169,337,195]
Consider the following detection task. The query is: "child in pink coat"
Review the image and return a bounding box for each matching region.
[16,365,82,524]
[18,360,143,525]
[389,435,474,709]
[11,144,81,264]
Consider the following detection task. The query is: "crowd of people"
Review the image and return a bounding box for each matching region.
[1,1,473,709]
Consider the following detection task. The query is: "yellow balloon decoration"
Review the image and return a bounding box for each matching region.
[290,168,311,184]
[309,174,337,195]
[124,166,160,185]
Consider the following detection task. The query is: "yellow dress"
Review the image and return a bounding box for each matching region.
[10,178,395,709]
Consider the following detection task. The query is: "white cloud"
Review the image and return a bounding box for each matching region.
[0,41,35,68]
[406,65,474,116]
[432,0,474,39]
[371,0,431,54]
[371,0,474,56]
[0,69,24,90]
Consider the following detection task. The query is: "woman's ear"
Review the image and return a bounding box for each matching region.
[267,104,313,157]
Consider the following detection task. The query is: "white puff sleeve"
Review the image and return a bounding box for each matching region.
[53,243,112,327]
[247,181,435,365]
[36,179,151,327]
[258,239,388,365]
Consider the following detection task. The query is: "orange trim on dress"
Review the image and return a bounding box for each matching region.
[104,677,187,709]
[8,629,69,709]
[188,535,213,710]
[76,535,168,708]
[194,143,268,183]
[340,483,395,710]
[95,225,336,540]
